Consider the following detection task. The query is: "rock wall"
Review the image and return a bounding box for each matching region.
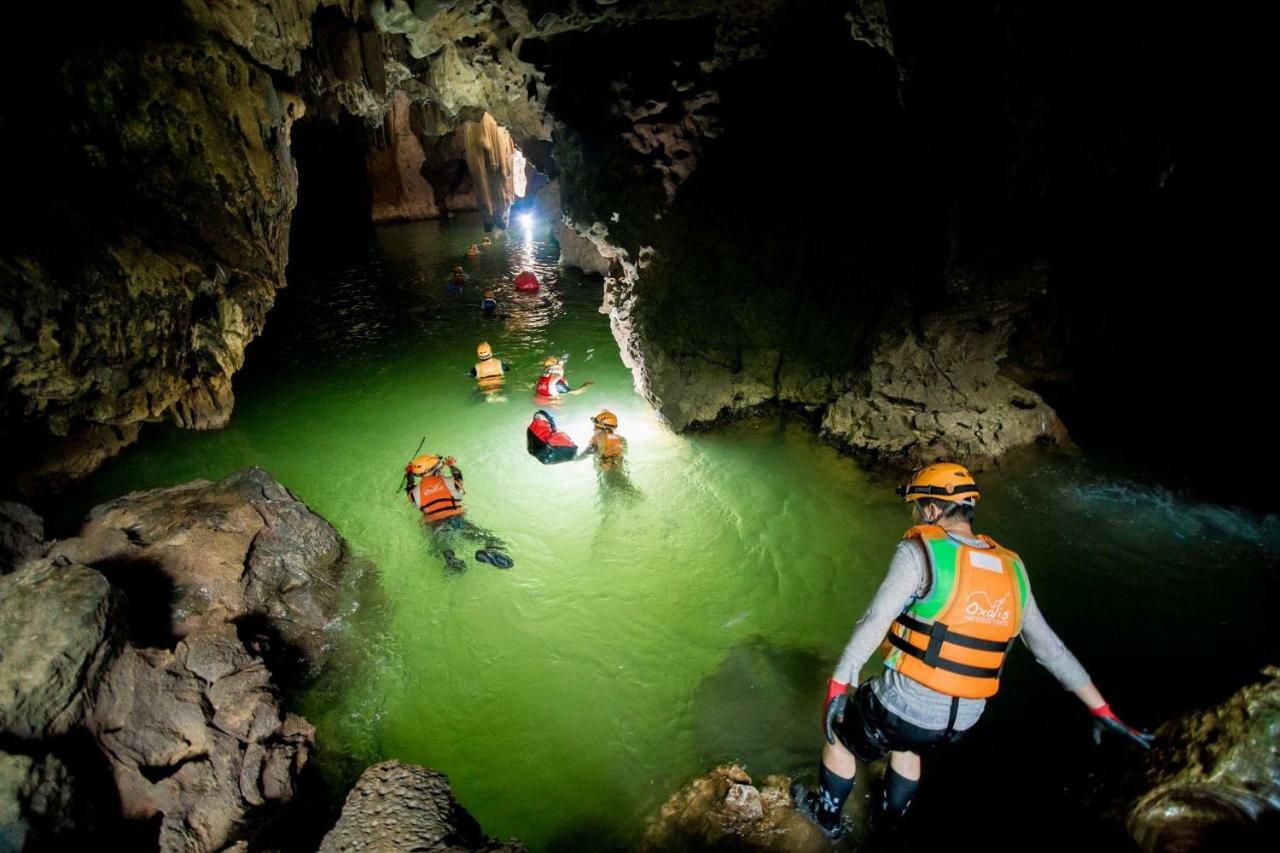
[368,91,440,223]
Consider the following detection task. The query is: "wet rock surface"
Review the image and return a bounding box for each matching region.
[318,761,526,853]
[641,765,829,852]
[1128,666,1280,852]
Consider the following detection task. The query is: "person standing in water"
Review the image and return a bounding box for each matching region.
[403,454,514,571]
[446,265,466,295]
[535,357,592,399]
[794,463,1152,840]
[481,291,501,318]
[470,341,509,390]
[577,410,627,470]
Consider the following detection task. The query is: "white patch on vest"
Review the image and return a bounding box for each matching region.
[969,551,1004,573]
[964,592,1011,625]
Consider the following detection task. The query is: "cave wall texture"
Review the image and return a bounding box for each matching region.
[0,0,1264,505]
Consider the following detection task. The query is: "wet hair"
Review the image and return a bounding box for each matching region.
[918,497,975,523]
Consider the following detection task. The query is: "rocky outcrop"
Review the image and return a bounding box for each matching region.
[1127,667,1280,852]
[641,765,828,852]
[0,751,77,852]
[318,761,526,853]
[418,112,517,228]
[368,91,441,223]
[90,638,315,852]
[0,561,124,739]
[0,503,44,574]
[48,467,354,669]
[819,306,1070,470]
[0,469,360,851]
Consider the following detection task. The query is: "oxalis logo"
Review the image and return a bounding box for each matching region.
[964,591,1011,625]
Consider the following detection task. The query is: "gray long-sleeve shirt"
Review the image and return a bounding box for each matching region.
[833,531,1091,732]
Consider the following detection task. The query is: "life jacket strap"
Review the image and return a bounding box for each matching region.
[894,613,1015,653]
[885,624,1006,680]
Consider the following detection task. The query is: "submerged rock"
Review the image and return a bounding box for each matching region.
[49,467,353,670]
[1128,666,1280,852]
[641,765,829,852]
[318,761,526,852]
[0,561,124,739]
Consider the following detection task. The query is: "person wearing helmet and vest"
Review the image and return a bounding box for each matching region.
[481,291,501,318]
[466,243,479,257]
[470,342,509,390]
[793,462,1153,840]
[403,454,513,571]
[535,357,592,399]
[578,409,627,470]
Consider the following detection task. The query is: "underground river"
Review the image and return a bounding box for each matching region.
[60,215,1280,850]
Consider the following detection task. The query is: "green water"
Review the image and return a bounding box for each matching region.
[71,215,1280,849]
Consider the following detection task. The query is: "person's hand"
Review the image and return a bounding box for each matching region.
[1089,704,1155,750]
[444,456,457,467]
[824,679,849,745]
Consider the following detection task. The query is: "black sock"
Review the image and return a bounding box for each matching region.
[816,762,855,830]
[882,766,919,819]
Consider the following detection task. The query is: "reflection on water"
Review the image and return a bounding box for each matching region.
[71,214,1280,851]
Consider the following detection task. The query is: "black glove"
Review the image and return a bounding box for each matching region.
[1090,704,1156,750]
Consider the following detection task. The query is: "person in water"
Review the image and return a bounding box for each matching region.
[481,234,491,247]
[446,265,466,295]
[403,454,513,571]
[481,291,501,318]
[794,463,1153,840]
[466,243,479,257]
[470,341,509,389]
[577,409,627,470]
[535,357,592,399]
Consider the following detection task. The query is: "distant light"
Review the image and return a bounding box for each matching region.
[520,213,534,229]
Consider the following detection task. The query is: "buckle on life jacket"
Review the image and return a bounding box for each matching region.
[888,614,1013,680]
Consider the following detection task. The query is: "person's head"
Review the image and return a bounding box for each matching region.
[453,265,463,273]
[897,462,979,525]
[591,409,618,432]
[467,244,478,254]
[476,342,493,360]
[484,291,495,300]
[543,356,564,375]
[407,454,444,476]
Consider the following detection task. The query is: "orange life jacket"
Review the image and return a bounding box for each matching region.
[412,474,464,522]
[599,433,625,460]
[880,525,1029,699]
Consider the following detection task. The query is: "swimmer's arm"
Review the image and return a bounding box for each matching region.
[1019,592,1094,698]
[831,541,924,685]
[574,436,600,460]
[565,380,594,395]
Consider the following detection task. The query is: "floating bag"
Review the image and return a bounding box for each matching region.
[514,271,540,292]
[526,409,578,464]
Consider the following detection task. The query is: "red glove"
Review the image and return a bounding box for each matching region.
[1089,703,1155,750]
[823,679,849,745]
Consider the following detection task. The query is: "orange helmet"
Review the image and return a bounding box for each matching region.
[896,463,980,505]
[592,410,618,431]
[543,356,564,375]
[476,342,493,360]
[483,290,495,299]
[407,454,443,475]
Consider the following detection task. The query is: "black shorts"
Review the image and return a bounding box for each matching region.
[833,682,969,763]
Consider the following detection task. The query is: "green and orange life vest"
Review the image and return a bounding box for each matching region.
[880,525,1029,699]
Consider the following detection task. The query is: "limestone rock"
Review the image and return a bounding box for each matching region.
[89,639,313,853]
[369,91,441,223]
[49,467,353,667]
[1127,666,1280,852]
[0,502,44,574]
[319,761,526,852]
[819,306,1070,470]
[0,751,76,852]
[641,765,829,852]
[0,561,123,739]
